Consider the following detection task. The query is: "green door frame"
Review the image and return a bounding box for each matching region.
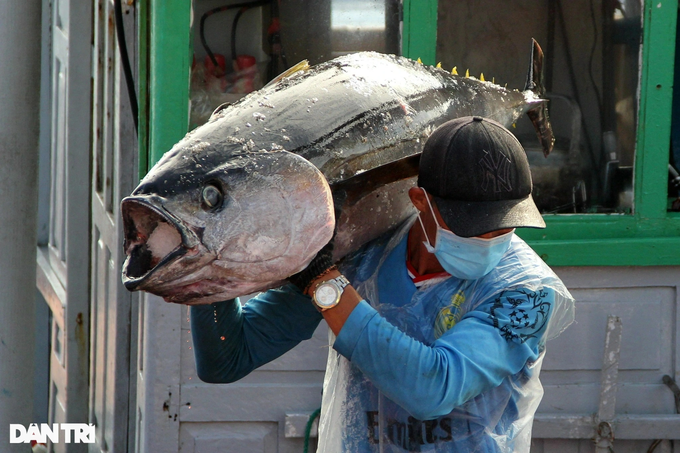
[141,0,193,173]
[140,0,680,266]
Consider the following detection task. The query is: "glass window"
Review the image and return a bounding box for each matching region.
[189,0,400,129]
[437,0,642,214]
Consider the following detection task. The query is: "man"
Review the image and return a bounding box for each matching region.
[191,116,575,452]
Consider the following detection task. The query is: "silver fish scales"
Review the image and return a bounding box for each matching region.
[121,41,553,305]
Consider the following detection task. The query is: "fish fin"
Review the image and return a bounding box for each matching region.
[264,60,310,87]
[436,62,442,68]
[465,68,470,78]
[451,66,458,75]
[524,38,555,157]
[480,73,485,82]
[208,102,231,121]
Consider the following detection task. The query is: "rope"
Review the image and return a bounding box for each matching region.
[303,408,321,453]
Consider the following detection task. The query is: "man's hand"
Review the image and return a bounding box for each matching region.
[288,241,335,294]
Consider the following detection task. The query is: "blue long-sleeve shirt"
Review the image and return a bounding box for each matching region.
[191,221,574,452]
[192,285,322,384]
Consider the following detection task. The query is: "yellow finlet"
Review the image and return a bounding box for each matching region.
[480,73,485,82]
[451,66,458,75]
[512,123,517,128]
[436,62,442,68]
[465,69,470,78]
[417,58,423,64]
[265,59,310,87]
[492,77,495,84]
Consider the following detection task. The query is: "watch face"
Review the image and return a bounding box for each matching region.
[315,283,339,308]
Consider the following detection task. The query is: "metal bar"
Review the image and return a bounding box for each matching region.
[595,315,623,452]
[598,316,623,422]
[533,414,680,440]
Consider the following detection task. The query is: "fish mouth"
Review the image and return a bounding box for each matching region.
[121,196,201,291]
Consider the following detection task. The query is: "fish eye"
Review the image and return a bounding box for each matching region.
[201,184,223,210]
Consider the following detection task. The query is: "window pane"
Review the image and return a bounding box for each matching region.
[437,1,642,214]
[190,0,400,129]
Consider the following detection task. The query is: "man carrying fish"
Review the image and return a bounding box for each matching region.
[190,116,575,452]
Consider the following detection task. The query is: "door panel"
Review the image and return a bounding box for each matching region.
[36,0,92,451]
[533,267,680,451]
[178,309,326,453]
[89,0,139,451]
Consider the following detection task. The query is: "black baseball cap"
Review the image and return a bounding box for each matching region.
[418,116,545,237]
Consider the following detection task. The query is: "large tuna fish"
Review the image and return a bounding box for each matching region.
[121,40,553,305]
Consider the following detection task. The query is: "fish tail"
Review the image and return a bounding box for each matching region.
[524,38,555,157]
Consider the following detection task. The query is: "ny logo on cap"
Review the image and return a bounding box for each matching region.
[479,148,512,193]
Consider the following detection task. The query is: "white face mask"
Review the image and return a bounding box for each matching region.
[417,189,514,280]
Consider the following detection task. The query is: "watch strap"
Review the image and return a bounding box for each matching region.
[329,275,350,291]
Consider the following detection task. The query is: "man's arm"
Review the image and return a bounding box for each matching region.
[191,285,323,383]
[312,271,554,420]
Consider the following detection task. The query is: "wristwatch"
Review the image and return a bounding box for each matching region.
[311,275,350,311]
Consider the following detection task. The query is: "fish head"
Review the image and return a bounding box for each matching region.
[121,139,334,304]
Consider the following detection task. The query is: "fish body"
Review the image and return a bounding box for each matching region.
[122,43,552,304]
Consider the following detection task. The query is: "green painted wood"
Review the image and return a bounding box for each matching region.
[528,236,680,266]
[148,0,192,168]
[634,0,678,220]
[402,0,438,64]
[518,215,680,240]
[519,0,680,265]
[519,214,680,265]
[397,0,680,264]
[138,0,149,179]
[139,0,680,265]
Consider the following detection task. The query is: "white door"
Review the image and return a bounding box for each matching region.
[35,0,93,452]
[89,0,140,451]
[135,295,328,453]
